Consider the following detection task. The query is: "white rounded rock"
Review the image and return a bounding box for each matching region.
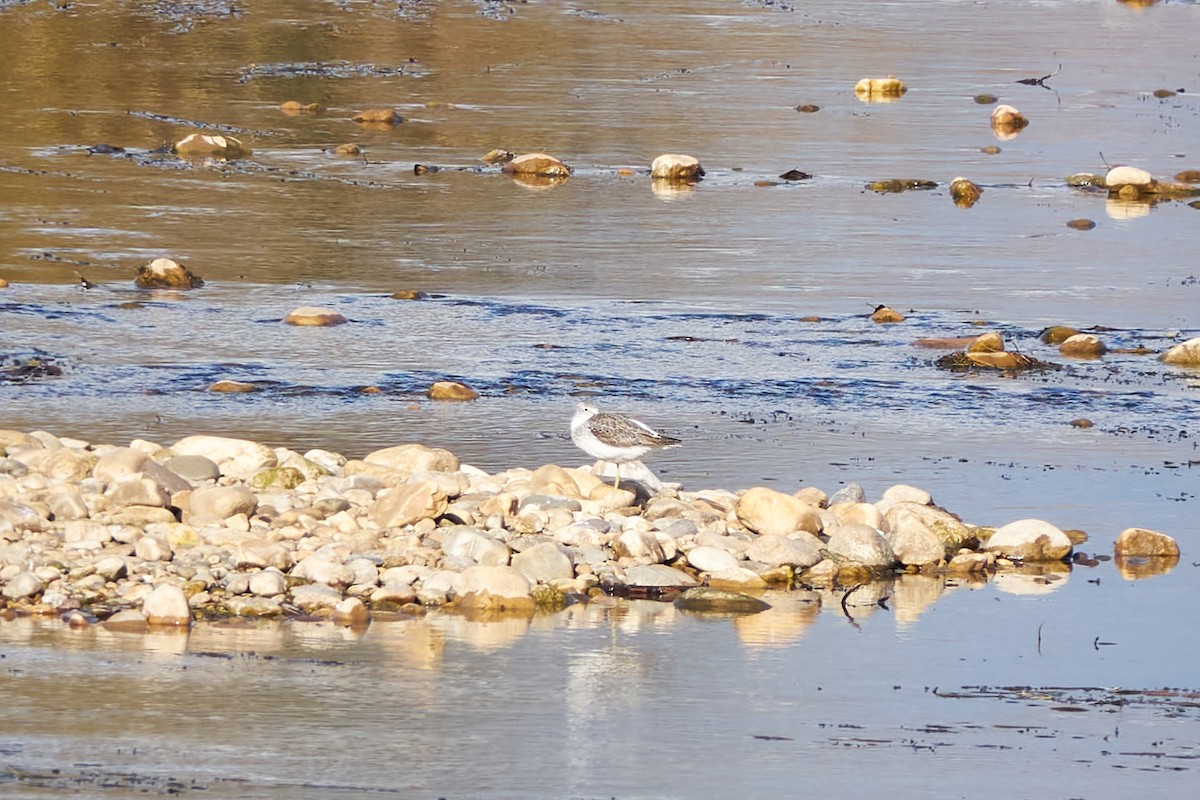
[685,545,740,573]
[985,519,1073,562]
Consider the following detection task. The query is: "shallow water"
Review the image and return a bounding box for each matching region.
[3,565,1200,799]
[1,0,1200,796]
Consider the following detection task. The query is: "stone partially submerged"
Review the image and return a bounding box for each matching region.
[854,76,906,100]
[134,257,204,290]
[651,154,705,182]
[173,133,250,159]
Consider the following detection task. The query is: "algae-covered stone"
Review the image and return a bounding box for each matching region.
[250,466,307,490]
[1114,527,1179,558]
[673,587,771,614]
[135,257,204,290]
[427,381,478,401]
[854,76,906,99]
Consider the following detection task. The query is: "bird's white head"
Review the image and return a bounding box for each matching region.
[574,402,599,419]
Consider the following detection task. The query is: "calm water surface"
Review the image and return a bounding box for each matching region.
[1,0,1199,796]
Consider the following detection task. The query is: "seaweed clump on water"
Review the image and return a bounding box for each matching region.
[934,350,1059,372]
[1,353,66,383]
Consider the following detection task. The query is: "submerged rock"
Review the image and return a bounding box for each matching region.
[1058,333,1106,359]
[990,105,1028,139]
[352,108,402,125]
[284,307,348,326]
[854,76,906,100]
[1160,337,1200,367]
[651,154,705,181]
[135,257,204,290]
[866,179,937,194]
[500,153,571,178]
[673,587,770,614]
[870,305,905,323]
[949,177,983,208]
[173,133,251,158]
[427,381,478,401]
[209,379,258,393]
[280,100,320,114]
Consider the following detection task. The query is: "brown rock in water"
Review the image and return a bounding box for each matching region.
[1160,336,1200,366]
[333,143,362,156]
[973,94,998,105]
[1175,170,1200,183]
[866,179,937,193]
[963,351,1029,369]
[0,278,9,288]
[1058,333,1107,359]
[352,108,402,125]
[950,177,983,208]
[1066,219,1096,231]
[990,105,1028,141]
[854,76,906,100]
[280,100,320,115]
[481,149,516,164]
[209,379,258,393]
[1069,418,1094,429]
[1039,325,1080,345]
[1067,173,1107,189]
[390,289,429,300]
[795,104,820,113]
[135,257,204,290]
[673,587,771,614]
[173,133,251,158]
[500,153,571,178]
[283,307,348,326]
[427,381,478,401]
[651,154,705,181]
[870,305,905,323]
[1115,527,1179,558]
[967,331,1004,353]
[990,104,1028,129]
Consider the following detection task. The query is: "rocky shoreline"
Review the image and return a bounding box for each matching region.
[0,429,1183,629]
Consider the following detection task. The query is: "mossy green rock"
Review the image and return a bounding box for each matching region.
[250,466,307,490]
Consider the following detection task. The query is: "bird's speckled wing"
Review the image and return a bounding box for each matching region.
[589,413,680,448]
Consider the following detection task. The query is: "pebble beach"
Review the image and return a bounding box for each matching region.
[0,427,1182,629]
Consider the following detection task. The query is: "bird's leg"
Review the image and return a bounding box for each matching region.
[612,463,620,489]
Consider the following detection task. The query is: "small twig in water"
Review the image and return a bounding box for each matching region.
[840,583,864,631]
